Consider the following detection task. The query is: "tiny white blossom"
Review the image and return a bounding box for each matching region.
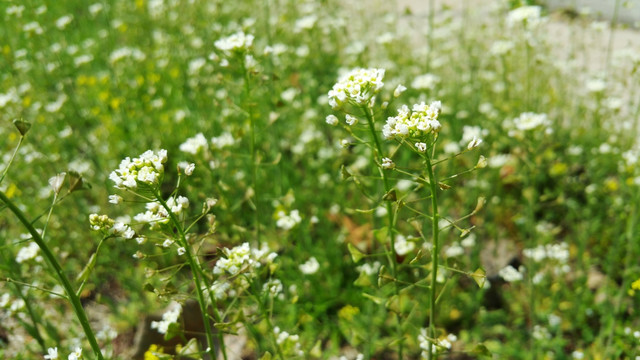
[326,114,339,126]
[394,84,407,97]
[108,194,122,204]
[44,347,58,359]
[345,114,358,126]
[415,142,427,152]
[381,157,395,169]
[299,257,320,274]
[177,247,186,255]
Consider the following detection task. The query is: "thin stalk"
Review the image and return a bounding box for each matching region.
[362,106,403,358]
[242,57,261,245]
[0,136,24,184]
[605,0,622,77]
[0,191,104,359]
[424,153,439,360]
[154,191,219,360]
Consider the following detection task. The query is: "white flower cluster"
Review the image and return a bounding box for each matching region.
[506,5,543,29]
[274,327,304,357]
[394,235,415,256]
[262,278,283,296]
[327,68,385,109]
[418,328,456,358]
[150,303,182,334]
[299,257,320,274]
[109,150,167,189]
[213,242,278,276]
[89,213,136,239]
[382,101,442,139]
[499,265,524,282]
[275,209,302,230]
[523,242,569,263]
[179,133,208,154]
[214,31,254,53]
[512,112,550,131]
[16,242,40,263]
[133,196,189,227]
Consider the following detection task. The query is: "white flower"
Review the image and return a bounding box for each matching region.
[394,235,415,256]
[507,6,543,29]
[499,265,524,282]
[16,242,40,263]
[299,257,320,274]
[150,304,182,334]
[512,112,551,132]
[467,136,483,150]
[327,68,385,109]
[44,347,58,359]
[177,247,186,256]
[215,31,254,53]
[345,114,358,126]
[55,15,73,30]
[263,278,283,296]
[179,133,208,154]
[415,142,427,152]
[382,102,442,139]
[394,84,407,97]
[276,210,302,230]
[67,347,82,360]
[162,239,174,248]
[108,194,122,204]
[109,150,167,190]
[325,114,339,126]
[381,157,395,169]
[411,73,439,90]
[184,163,195,176]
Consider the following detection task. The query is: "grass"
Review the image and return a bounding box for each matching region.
[1,0,640,359]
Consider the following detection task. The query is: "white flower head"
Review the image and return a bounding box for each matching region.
[215,31,254,53]
[345,114,358,126]
[381,157,395,169]
[299,257,320,274]
[394,84,407,98]
[383,101,442,139]
[44,347,58,359]
[325,114,339,126]
[327,68,385,109]
[109,150,167,190]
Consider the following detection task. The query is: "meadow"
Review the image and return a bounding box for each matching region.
[1,0,640,359]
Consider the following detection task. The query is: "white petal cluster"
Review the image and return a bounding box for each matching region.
[179,133,207,154]
[16,242,40,263]
[274,327,304,357]
[133,196,188,227]
[506,5,543,29]
[418,328,454,358]
[275,209,302,230]
[299,257,320,274]
[499,265,524,282]
[150,304,182,334]
[213,242,278,276]
[512,112,551,132]
[327,68,385,109]
[262,278,283,296]
[214,31,254,53]
[383,101,442,139]
[109,150,167,189]
[523,243,569,263]
[394,235,415,256]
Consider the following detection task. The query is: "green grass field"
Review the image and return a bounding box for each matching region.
[1,0,640,359]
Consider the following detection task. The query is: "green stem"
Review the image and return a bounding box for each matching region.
[0,191,104,359]
[0,136,24,185]
[154,191,219,360]
[424,153,439,360]
[362,107,403,358]
[242,57,261,246]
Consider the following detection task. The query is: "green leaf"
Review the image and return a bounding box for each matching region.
[382,188,396,201]
[143,283,155,293]
[473,343,492,357]
[12,119,31,136]
[409,249,423,264]
[362,292,384,305]
[340,165,352,180]
[310,340,322,358]
[471,267,486,288]
[347,243,365,263]
[260,352,273,360]
[164,321,181,341]
[67,170,86,193]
